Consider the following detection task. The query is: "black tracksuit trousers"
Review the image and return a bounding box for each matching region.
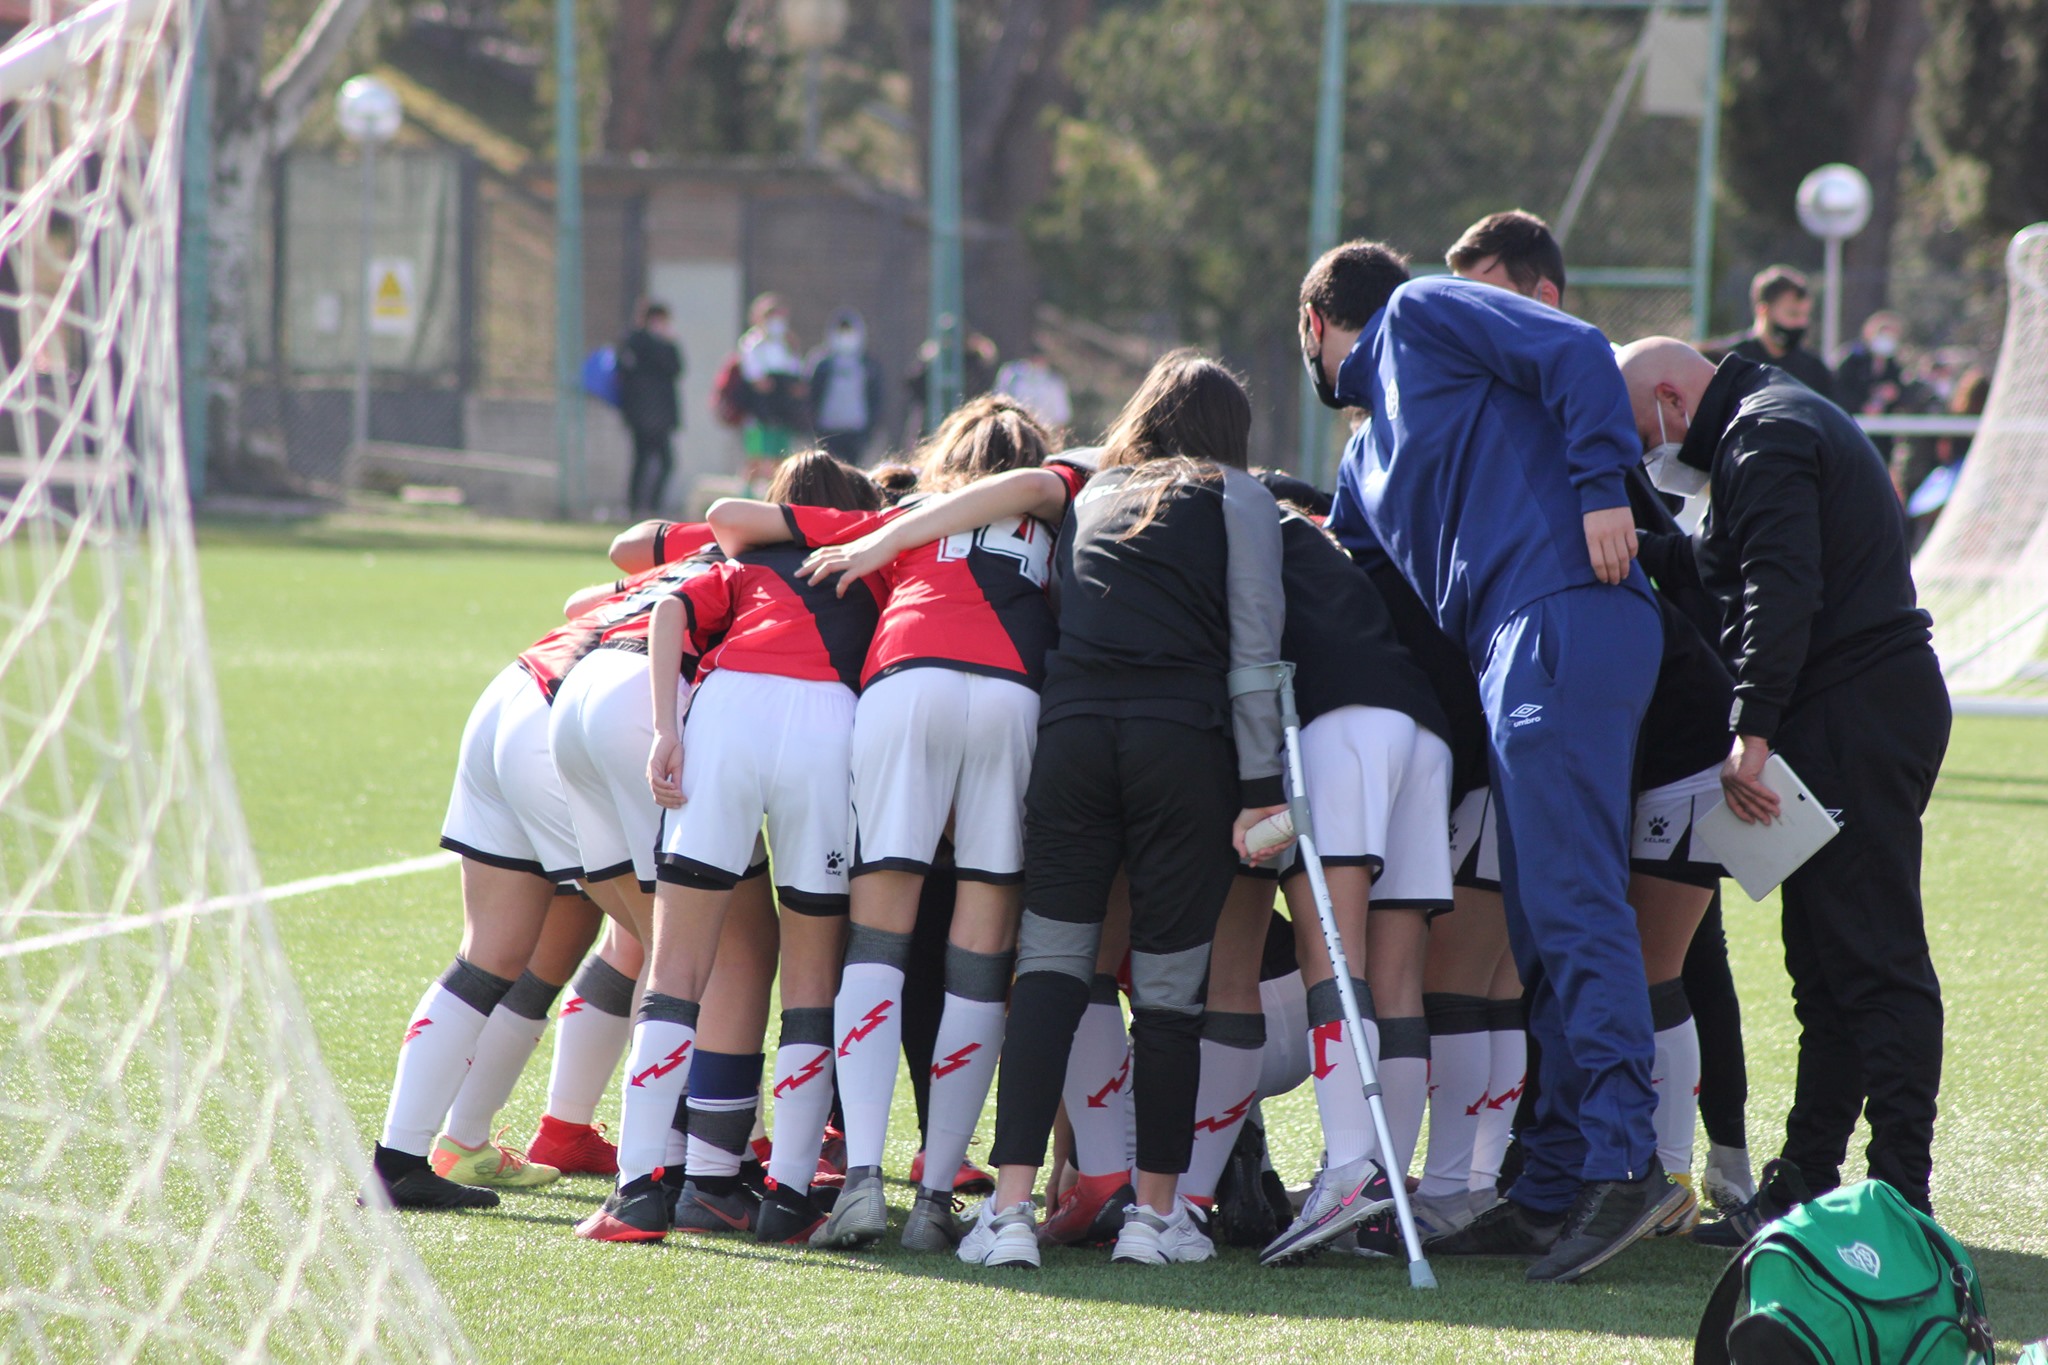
[990,715,1239,1176]
[1770,644,1950,1211]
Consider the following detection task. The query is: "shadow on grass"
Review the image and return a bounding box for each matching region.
[197,510,614,559]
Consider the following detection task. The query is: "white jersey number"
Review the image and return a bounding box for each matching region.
[936,516,1051,589]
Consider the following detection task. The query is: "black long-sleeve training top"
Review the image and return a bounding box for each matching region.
[1639,355,1932,742]
[1039,461,1288,807]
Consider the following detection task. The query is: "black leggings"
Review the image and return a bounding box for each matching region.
[990,715,1238,1176]
[1683,890,1749,1151]
[627,426,674,516]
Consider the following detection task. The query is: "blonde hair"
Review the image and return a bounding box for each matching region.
[916,394,1052,494]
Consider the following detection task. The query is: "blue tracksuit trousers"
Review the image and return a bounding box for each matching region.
[1478,583,1662,1213]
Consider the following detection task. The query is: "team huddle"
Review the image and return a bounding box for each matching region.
[365,210,1948,1288]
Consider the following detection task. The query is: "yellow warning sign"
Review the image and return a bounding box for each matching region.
[367,257,416,336]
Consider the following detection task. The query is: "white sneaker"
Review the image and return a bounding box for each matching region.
[1110,1199,1216,1265]
[1703,1144,1755,1212]
[1259,1155,1392,1265]
[956,1198,1041,1269]
[1408,1189,1478,1240]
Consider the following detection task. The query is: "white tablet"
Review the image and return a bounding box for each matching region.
[1692,755,1842,901]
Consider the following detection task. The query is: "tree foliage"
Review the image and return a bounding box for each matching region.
[1921,0,2048,238]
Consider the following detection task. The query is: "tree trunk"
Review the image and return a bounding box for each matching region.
[607,0,656,152]
[203,0,378,462]
[1842,0,1930,331]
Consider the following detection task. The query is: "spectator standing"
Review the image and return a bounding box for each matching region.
[995,347,1074,433]
[617,301,684,516]
[1723,266,1836,403]
[807,310,884,465]
[1834,311,1908,466]
[738,293,809,485]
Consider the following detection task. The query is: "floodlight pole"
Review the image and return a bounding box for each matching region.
[1688,0,1727,339]
[927,0,965,432]
[1298,0,1350,485]
[554,0,585,520]
[354,142,376,454]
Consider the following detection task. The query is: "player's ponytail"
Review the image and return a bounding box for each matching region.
[765,449,882,512]
[915,394,1052,494]
[1099,350,1251,539]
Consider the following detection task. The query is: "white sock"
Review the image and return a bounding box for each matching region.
[831,958,905,1172]
[1418,994,1491,1199]
[615,995,698,1185]
[1180,1019,1265,1202]
[1471,1002,1526,1193]
[379,961,511,1156]
[1650,978,1701,1178]
[545,957,636,1126]
[1257,971,1311,1100]
[1377,1015,1428,1181]
[922,987,1006,1195]
[1061,980,1132,1178]
[767,1008,836,1194]
[1306,977,1375,1170]
[443,970,559,1148]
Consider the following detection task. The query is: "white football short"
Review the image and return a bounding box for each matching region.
[1447,785,1501,893]
[440,661,583,883]
[1631,762,1727,889]
[850,667,1039,883]
[550,648,666,891]
[1299,705,1454,913]
[657,668,854,912]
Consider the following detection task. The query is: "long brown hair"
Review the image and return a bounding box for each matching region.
[1098,350,1251,537]
[765,449,881,511]
[917,394,1052,493]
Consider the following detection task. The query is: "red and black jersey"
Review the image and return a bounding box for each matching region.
[783,461,1088,690]
[516,552,722,701]
[652,521,717,565]
[671,544,884,692]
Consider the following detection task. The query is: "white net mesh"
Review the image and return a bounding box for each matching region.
[0,3,468,1358]
[1913,223,2048,711]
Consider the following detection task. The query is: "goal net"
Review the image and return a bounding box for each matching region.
[1912,223,2048,712]
[0,3,467,1359]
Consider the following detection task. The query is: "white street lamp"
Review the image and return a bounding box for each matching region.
[1796,162,1873,362]
[336,76,402,454]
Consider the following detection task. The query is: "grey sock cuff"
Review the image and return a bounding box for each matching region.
[1649,977,1692,1031]
[639,991,700,1028]
[1423,992,1491,1036]
[441,958,516,1016]
[944,944,1015,1003]
[571,955,637,1017]
[845,922,914,970]
[779,1006,834,1049]
[1379,1015,1430,1061]
[1089,972,1121,1005]
[1306,977,1374,1028]
[686,1098,757,1156]
[1486,998,1525,1031]
[1203,1010,1266,1049]
[502,970,563,1022]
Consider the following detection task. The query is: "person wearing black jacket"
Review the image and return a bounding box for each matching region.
[1620,338,1950,1217]
[618,301,685,516]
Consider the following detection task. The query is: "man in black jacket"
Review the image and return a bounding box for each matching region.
[618,301,685,516]
[1618,337,1951,1217]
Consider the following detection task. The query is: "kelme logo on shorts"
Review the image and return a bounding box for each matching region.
[1510,703,1543,728]
[1837,1241,1882,1277]
[825,850,845,874]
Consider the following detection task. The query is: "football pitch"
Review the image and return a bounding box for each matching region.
[199,510,2048,1363]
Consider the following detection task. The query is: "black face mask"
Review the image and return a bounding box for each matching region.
[1301,312,1345,410]
[1770,322,1807,352]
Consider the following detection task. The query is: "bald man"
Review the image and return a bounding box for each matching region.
[1616,338,1949,1226]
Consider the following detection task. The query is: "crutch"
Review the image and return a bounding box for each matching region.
[1245,662,1437,1290]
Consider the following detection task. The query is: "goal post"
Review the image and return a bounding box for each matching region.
[0,3,468,1358]
[1910,223,2048,713]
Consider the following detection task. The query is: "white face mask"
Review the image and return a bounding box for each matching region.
[765,317,788,340]
[1644,401,1710,499]
[1870,333,1899,358]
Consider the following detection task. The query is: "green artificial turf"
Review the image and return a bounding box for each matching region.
[195,512,2048,1363]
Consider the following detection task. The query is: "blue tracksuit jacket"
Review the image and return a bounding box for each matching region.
[1322,275,1652,658]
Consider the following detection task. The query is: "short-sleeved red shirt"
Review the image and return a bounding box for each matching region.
[653,521,717,565]
[516,552,721,700]
[669,543,885,692]
[783,462,1087,690]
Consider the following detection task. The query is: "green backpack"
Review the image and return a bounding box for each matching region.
[1695,1179,1994,1365]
